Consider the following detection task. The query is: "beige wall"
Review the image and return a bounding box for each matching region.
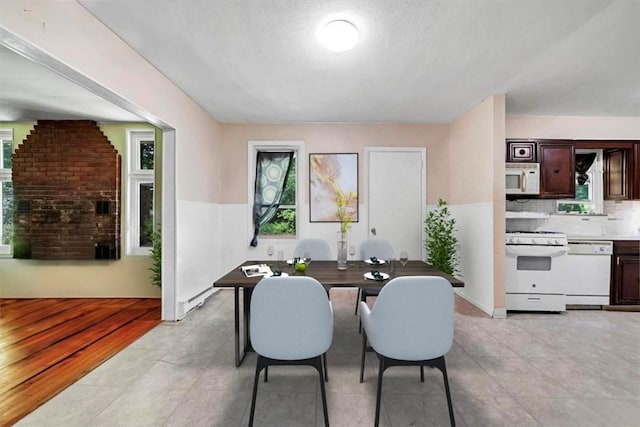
[506,115,640,139]
[449,99,497,204]
[221,123,451,205]
[448,95,506,316]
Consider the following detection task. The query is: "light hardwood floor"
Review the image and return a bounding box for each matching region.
[0,298,161,426]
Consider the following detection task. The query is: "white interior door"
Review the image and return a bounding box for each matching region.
[367,148,426,260]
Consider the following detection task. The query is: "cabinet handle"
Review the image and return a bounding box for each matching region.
[554,168,560,174]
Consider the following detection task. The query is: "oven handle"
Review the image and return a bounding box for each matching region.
[506,245,569,258]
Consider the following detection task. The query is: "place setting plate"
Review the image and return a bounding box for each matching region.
[268,271,289,277]
[364,258,386,265]
[364,271,389,281]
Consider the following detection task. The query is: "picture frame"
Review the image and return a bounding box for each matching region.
[309,153,358,222]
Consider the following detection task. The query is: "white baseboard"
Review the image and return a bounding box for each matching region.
[177,287,219,320]
[492,307,507,319]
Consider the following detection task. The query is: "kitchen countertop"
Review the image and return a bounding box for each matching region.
[567,235,640,241]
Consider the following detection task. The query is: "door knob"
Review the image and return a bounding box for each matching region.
[370,227,377,236]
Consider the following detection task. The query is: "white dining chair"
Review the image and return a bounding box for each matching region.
[355,238,396,314]
[248,276,333,427]
[359,276,456,427]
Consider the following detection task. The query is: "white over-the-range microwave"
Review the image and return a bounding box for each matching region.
[506,162,540,195]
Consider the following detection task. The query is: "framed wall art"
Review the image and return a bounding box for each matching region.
[309,153,358,222]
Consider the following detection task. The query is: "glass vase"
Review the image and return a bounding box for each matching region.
[337,231,348,270]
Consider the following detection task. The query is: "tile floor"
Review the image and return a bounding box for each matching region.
[17,289,640,426]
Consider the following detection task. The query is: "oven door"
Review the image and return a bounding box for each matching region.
[505,245,569,294]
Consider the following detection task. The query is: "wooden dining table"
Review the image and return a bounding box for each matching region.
[213,260,464,366]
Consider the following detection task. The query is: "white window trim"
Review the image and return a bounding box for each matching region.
[126,129,155,255]
[0,129,13,255]
[247,141,305,241]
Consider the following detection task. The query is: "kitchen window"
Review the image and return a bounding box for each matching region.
[557,149,603,214]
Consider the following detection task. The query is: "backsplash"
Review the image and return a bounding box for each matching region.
[506,199,640,237]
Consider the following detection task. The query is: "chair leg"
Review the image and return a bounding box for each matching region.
[374,356,385,427]
[322,353,329,382]
[359,331,367,383]
[420,365,424,382]
[317,355,330,427]
[249,356,265,427]
[440,358,456,427]
[354,288,360,315]
[264,365,268,382]
[358,292,366,333]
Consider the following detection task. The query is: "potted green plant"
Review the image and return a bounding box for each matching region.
[424,198,460,276]
[145,221,161,287]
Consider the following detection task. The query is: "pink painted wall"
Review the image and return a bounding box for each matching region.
[1,2,223,318]
[1,1,223,204]
[221,123,451,204]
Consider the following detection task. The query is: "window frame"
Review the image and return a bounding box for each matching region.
[126,129,155,255]
[0,129,13,255]
[247,141,304,241]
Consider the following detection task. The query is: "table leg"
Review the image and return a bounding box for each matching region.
[234,287,241,367]
[234,287,254,367]
[244,288,254,352]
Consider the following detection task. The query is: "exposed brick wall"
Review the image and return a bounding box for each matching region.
[12,120,121,260]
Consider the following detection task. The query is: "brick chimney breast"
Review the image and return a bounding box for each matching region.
[12,120,121,260]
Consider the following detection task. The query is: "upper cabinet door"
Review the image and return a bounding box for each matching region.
[604,149,630,200]
[538,142,575,198]
[506,141,536,162]
[634,143,640,200]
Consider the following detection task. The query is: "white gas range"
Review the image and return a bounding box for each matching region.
[505,231,570,312]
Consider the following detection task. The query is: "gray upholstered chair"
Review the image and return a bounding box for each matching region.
[248,276,333,427]
[359,276,456,427]
[294,238,333,294]
[293,238,332,260]
[355,238,396,314]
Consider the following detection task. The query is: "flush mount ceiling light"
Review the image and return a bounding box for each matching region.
[317,20,359,52]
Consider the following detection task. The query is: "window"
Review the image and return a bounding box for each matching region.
[127,130,155,255]
[248,141,304,239]
[259,154,296,236]
[0,129,13,255]
[557,149,603,214]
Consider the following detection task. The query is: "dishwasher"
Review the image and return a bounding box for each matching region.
[565,240,613,307]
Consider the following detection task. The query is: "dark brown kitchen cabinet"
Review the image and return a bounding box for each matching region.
[603,149,630,200]
[611,241,640,305]
[634,143,640,199]
[506,141,536,162]
[537,142,575,198]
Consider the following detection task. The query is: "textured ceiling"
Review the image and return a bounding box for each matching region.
[2,0,639,123]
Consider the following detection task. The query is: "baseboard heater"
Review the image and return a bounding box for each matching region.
[177,286,219,320]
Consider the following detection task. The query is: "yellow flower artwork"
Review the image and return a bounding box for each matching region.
[309,153,358,227]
